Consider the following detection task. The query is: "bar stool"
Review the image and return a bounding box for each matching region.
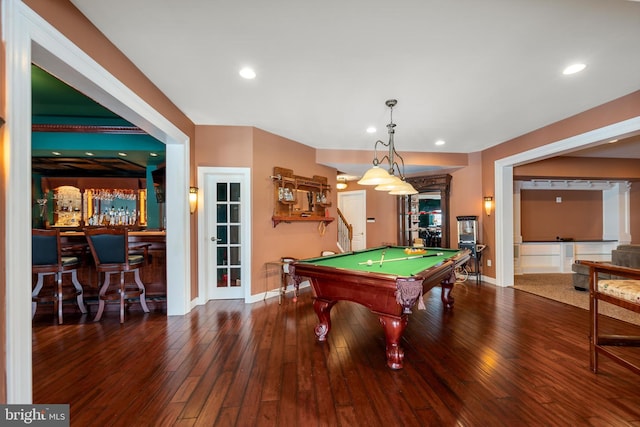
[32,229,87,324]
[84,228,150,323]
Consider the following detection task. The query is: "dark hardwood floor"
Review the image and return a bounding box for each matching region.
[32,282,640,426]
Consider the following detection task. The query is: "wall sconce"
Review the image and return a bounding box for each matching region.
[484,196,493,216]
[189,187,198,214]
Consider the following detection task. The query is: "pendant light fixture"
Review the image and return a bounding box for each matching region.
[357,99,418,195]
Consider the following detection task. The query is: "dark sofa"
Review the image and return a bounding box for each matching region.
[572,244,640,290]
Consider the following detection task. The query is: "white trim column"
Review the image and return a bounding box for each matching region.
[512,181,523,274]
[494,163,515,287]
[603,182,631,244]
[2,0,192,402]
[2,0,35,404]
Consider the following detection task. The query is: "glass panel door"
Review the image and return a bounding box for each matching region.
[215,182,242,289]
[204,172,246,300]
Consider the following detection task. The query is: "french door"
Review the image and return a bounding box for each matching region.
[197,167,251,300]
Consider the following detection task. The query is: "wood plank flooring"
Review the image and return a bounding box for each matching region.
[32,282,640,426]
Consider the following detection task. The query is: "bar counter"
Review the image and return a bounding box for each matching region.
[58,230,167,309]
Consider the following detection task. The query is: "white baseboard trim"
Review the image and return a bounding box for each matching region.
[246,280,311,304]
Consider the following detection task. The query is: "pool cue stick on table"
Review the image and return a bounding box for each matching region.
[358,252,444,265]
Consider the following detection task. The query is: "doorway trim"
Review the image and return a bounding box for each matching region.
[196,167,252,303]
[3,0,191,402]
[337,190,367,251]
[494,116,640,287]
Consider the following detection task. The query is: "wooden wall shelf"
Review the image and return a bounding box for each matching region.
[271,215,335,228]
[271,166,333,227]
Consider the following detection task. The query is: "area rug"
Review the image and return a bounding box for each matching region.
[514,273,640,326]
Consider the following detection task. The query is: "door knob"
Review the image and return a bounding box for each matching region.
[211,236,221,242]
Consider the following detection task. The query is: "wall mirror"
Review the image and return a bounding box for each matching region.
[398,174,452,248]
[293,189,313,213]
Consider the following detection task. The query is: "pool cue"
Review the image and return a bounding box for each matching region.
[358,252,443,265]
[379,250,386,267]
[383,253,444,263]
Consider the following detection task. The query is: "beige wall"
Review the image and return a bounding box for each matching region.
[194,125,338,295]
[193,125,253,298]
[520,190,604,241]
[195,126,254,168]
[251,128,338,294]
[514,155,640,244]
[449,152,484,246]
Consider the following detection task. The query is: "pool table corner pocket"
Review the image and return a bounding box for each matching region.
[396,278,426,313]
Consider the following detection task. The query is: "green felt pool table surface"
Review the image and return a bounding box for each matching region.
[291,245,470,369]
[296,246,461,277]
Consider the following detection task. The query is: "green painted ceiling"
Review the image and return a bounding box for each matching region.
[32,65,120,119]
[31,65,166,170]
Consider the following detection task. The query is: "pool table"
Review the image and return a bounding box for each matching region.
[291,246,470,369]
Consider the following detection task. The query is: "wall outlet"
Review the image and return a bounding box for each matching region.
[487,259,492,267]
[556,196,562,203]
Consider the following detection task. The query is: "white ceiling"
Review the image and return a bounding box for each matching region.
[69,0,640,176]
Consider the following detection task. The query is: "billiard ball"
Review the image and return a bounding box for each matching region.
[367,260,373,266]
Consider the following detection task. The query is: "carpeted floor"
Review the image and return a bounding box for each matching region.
[513,273,640,326]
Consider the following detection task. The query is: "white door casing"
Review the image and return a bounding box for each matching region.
[197,167,251,301]
[338,190,367,251]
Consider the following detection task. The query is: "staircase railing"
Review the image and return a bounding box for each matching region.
[337,208,353,253]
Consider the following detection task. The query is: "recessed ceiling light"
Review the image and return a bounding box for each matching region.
[85,152,94,156]
[239,67,256,79]
[366,127,376,133]
[149,152,158,157]
[52,151,61,156]
[563,63,586,75]
[118,152,127,157]
[435,140,446,146]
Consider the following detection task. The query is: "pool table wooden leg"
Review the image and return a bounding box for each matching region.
[313,298,337,341]
[379,314,407,369]
[440,269,456,309]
